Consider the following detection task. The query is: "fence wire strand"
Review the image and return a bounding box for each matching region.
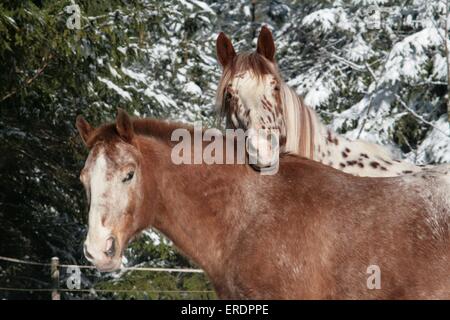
[0,255,204,272]
[0,255,210,297]
[0,287,214,294]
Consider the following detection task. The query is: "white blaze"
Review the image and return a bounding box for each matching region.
[85,151,112,255]
[231,71,281,169]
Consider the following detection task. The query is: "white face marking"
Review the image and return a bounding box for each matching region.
[228,71,285,168]
[246,129,280,168]
[87,151,113,248]
[82,144,140,270]
[230,71,284,133]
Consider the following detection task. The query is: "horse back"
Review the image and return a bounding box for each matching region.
[224,159,450,299]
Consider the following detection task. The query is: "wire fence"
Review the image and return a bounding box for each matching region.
[0,255,204,272]
[0,287,213,294]
[0,255,214,299]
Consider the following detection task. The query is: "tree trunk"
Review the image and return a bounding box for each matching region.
[251,0,256,39]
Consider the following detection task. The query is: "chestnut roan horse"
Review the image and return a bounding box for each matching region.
[216,26,433,177]
[77,109,450,299]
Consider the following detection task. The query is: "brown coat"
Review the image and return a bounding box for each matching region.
[77,111,450,299]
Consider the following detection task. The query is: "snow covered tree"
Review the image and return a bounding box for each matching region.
[276,0,450,163]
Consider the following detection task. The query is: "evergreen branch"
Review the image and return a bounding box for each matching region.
[0,53,53,103]
[445,0,450,122]
[394,93,450,138]
[320,48,366,72]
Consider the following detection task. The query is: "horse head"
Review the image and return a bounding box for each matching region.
[216,26,287,168]
[76,109,152,272]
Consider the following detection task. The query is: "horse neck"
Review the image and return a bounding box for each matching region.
[137,135,240,277]
[281,85,327,160]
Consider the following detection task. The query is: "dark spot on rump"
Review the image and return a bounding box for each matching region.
[370,161,380,168]
[380,166,387,171]
[402,170,413,174]
[326,130,333,143]
[346,160,357,166]
[345,148,350,153]
[383,159,392,165]
[358,162,364,168]
[360,153,369,159]
[333,138,339,145]
[101,215,106,226]
[342,151,348,158]
[340,163,346,168]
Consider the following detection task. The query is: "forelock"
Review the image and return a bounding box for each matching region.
[216,52,282,119]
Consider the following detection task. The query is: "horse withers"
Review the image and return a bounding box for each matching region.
[76,109,450,299]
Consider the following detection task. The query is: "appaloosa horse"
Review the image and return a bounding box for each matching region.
[216,26,435,177]
[77,109,450,299]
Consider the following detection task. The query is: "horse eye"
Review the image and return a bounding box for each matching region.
[274,85,280,91]
[122,171,134,183]
[225,91,233,102]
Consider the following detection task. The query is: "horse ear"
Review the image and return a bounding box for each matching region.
[76,115,94,146]
[256,26,276,62]
[116,108,134,143]
[216,32,236,68]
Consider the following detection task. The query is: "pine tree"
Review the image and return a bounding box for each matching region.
[277,0,450,163]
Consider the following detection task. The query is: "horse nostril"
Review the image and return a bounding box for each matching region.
[84,244,94,261]
[104,237,116,258]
